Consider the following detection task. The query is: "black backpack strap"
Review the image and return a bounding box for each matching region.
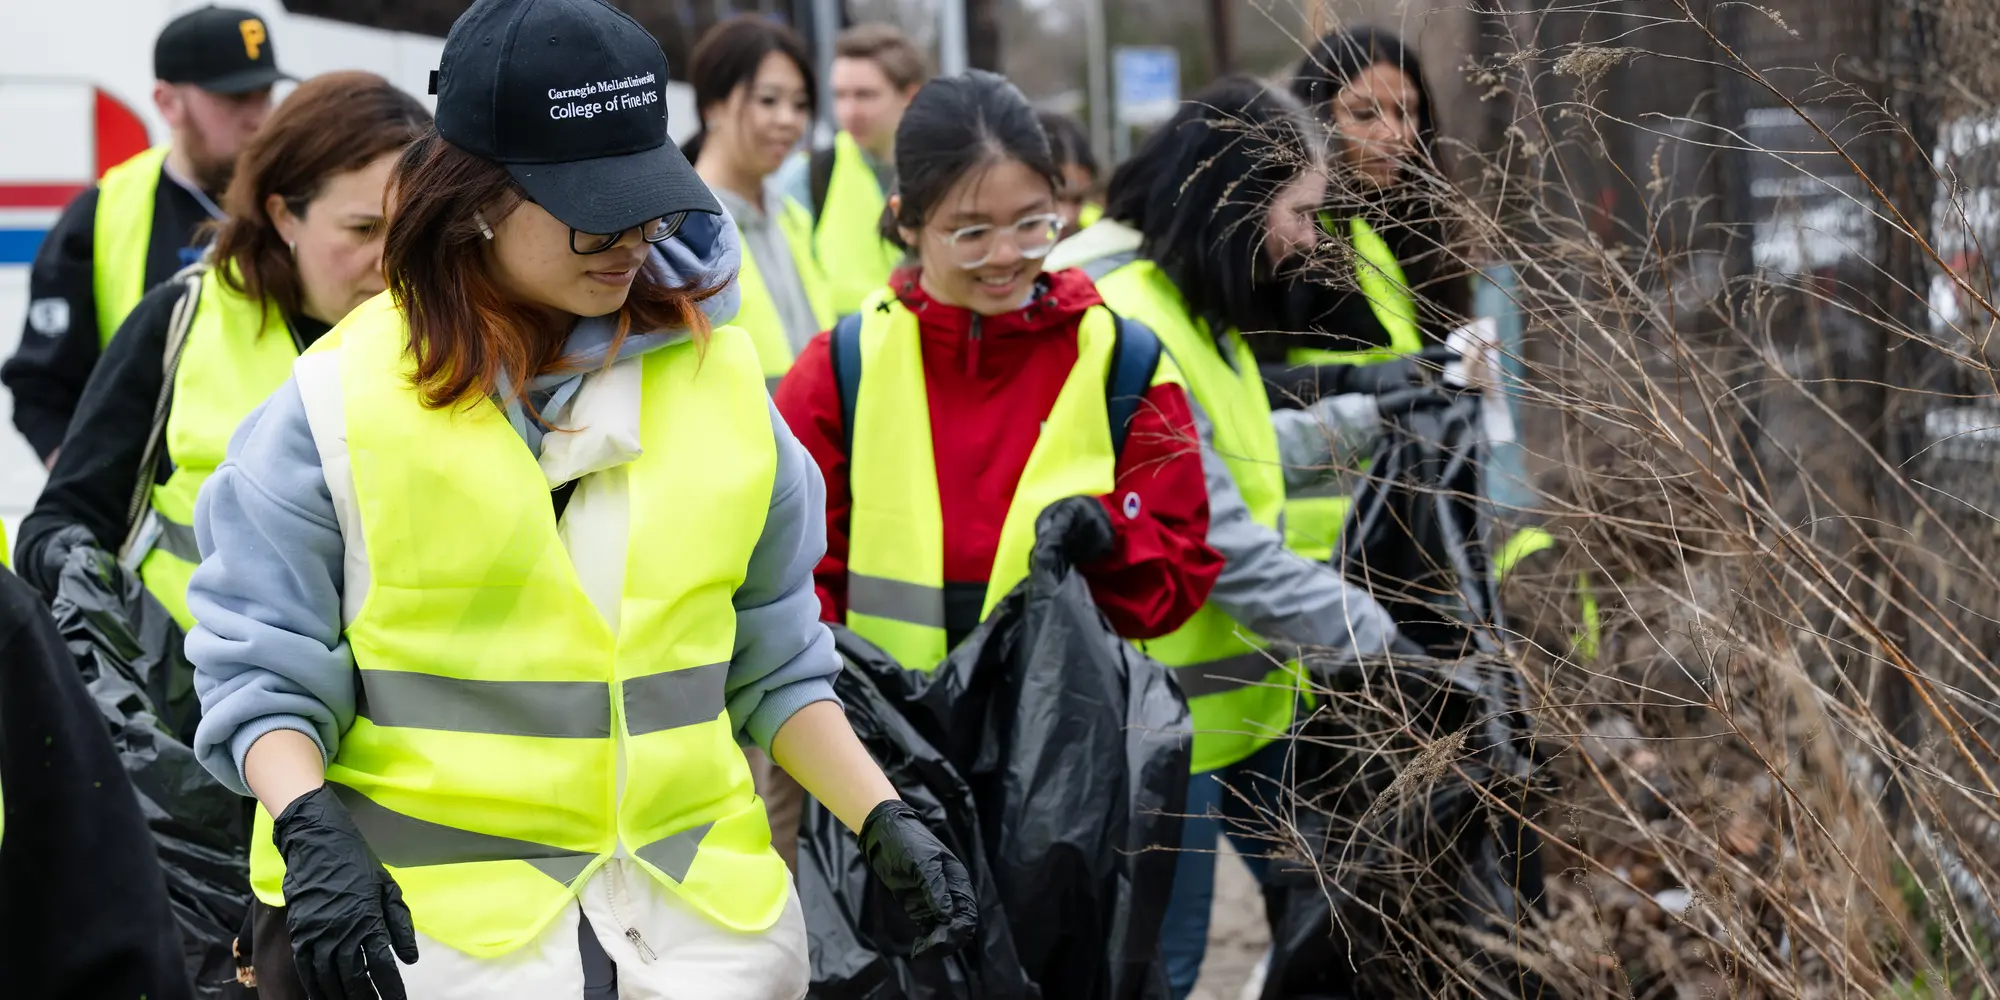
[829,311,866,456]
[1105,313,1163,458]
[809,147,838,222]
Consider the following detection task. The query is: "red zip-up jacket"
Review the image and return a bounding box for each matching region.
[774,266,1222,641]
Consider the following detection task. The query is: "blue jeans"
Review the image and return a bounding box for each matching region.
[1159,740,1291,999]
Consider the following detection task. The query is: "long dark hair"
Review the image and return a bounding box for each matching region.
[882,70,1059,247]
[1291,27,1437,158]
[210,72,430,326]
[1290,27,1470,333]
[1103,76,1320,335]
[680,15,816,162]
[382,134,721,411]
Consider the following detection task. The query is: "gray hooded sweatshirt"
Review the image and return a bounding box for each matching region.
[187,211,841,795]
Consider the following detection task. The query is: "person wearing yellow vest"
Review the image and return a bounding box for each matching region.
[16,74,428,638]
[183,4,975,998]
[3,6,290,466]
[1045,76,1417,999]
[775,24,927,315]
[14,73,428,1000]
[1036,110,1102,241]
[1258,27,1475,562]
[774,71,1222,678]
[688,16,834,390]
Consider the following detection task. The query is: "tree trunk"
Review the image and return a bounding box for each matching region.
[1207,0,1234,76]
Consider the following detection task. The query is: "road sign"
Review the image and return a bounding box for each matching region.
[1114,45,1180,128]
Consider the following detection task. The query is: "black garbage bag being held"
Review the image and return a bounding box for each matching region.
[45,546,252,999]
[0,563,197,1000]
[1256,652,1549,1000]
[1338,384,1498,659]
[801,513,1192,1000]
[798,628,1035,1000]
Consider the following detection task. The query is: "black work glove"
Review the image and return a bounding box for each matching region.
[1036,495,1116,566]
[1373,385,1455,419]
[859,800,979,957]
[22,523,102,599]
[272,786,418,999]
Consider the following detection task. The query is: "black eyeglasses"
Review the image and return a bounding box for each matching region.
[478,201,690,254]
[569,212,688,255]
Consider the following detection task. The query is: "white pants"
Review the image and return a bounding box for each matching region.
[398,857,809,999]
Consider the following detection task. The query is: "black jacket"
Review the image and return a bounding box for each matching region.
[0,565,195,1000]
[2,164,219,459]
[15,277,327,594]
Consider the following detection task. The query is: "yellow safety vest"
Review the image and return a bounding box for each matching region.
[140,267,299,627]
[1088,257,1302,773]
[1282,214,1427,561]
[93,147,171,347]
[843,290,1182,673]
[813,133,904,315]
[736,196,835,384]
[247,297,788,957]
[1491,526,1600,661]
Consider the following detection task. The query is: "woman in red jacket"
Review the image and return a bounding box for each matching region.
[775,70,1219,666]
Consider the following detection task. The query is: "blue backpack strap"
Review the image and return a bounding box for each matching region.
[1104,313,1162,458]
[829,311,865,456]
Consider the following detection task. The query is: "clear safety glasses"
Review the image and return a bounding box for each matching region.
[936,212,1063,270]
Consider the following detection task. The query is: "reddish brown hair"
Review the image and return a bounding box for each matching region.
[210,71,431,324]
[381,133,720,411]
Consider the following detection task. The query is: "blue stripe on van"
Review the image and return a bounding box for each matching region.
[0,229,47,265]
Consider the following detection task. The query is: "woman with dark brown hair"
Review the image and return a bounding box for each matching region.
[181,2,974,998]
[15,70,428,615]
[13,70,428,997]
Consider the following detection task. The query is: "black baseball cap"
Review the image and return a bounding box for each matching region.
[155,6,293,95]
[432,0,720,237]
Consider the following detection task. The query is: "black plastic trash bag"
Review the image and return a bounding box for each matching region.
[798,629,1035,1000]
[1256,651,1549,1000]
[48,546,251,999]
[802,521,1192,1000]
[1337,373,1498,659]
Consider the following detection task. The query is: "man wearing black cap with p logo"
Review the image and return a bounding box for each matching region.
[2,5,291,467]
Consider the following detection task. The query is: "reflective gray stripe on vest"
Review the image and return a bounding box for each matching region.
[359,670,612,739]
[847,573,947,629]
[155,511,202,562]
[622,662,728,736]
[1173,651,1285,699]
[634,821,714,882]
[1080,250,1140,282]
[330,783,595,884]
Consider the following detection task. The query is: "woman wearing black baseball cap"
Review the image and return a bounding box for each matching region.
[183,1,975,997]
